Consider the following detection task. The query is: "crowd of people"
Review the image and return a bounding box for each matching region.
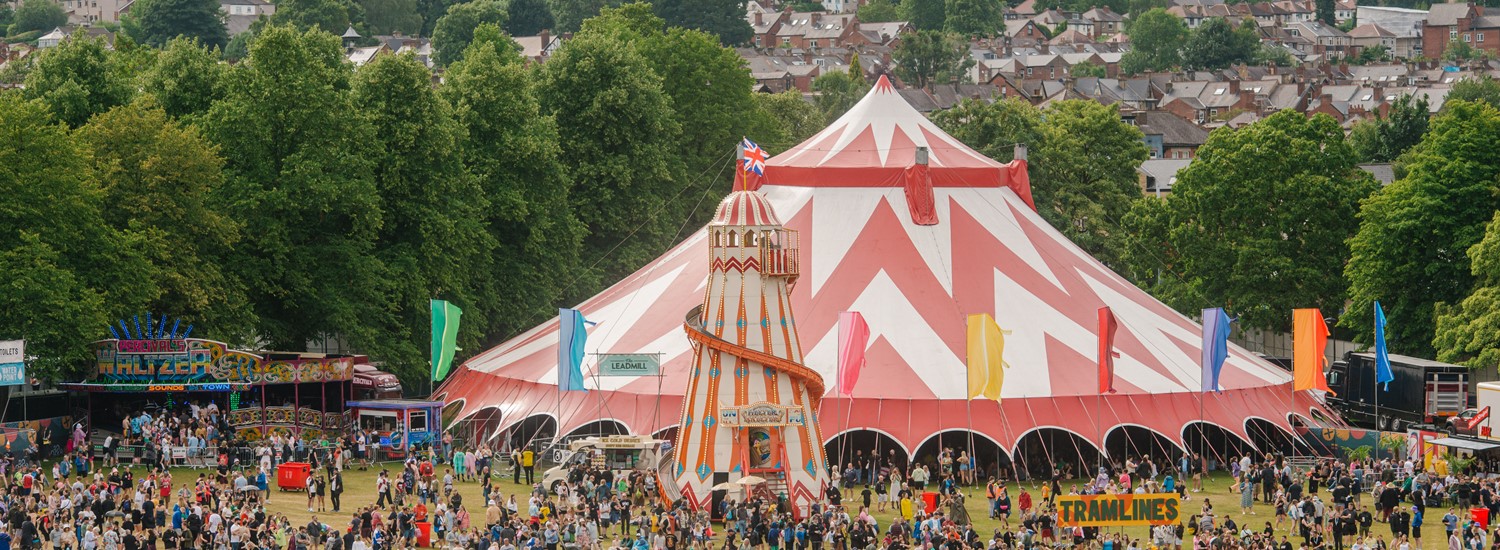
[17,408,1500,550]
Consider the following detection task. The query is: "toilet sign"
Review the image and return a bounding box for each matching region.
[0,341,24,386]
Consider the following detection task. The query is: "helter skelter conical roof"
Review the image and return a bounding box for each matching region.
[435,75,1336,461]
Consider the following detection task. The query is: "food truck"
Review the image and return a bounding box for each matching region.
[348,400,443,460]
[541,435,672,494]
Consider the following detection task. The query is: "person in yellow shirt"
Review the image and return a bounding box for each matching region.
[522,448,536,484]
[899,494,914,521]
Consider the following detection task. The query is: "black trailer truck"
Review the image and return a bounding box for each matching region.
[1325,351,1469,432]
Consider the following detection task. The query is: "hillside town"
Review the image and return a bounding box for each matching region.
[5,0,1492,196]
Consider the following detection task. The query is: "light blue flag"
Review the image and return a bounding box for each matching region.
[558,308,594,392]
[1375,301,1394,390]
[1201,308,1231,393]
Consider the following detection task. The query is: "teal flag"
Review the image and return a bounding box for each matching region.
[559,308,593,392]
[431,299,463,382]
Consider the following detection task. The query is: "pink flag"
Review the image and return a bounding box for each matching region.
[837,312,869,395]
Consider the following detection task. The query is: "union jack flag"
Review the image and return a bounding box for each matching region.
[740,138,767,176]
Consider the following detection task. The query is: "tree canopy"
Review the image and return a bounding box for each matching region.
[944,0,1003,37]
[8,0,66,36]
[1348,94,1429,163]
[1434,213,1500,368]
[1343,100,1500,355]
[538,29,688,286]
[857,0,900,23]
[1180,17,1259,71]
[130,0,229,49]
[432,0,508,66]
[1120,8,1186,74]
[22,32,134,128]
[891,29,973,89]
[1123,111,1377,331]
[202,24,391,356]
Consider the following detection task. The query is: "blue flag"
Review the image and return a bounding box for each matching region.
[558,308,593,392]
[1375,301,1394,390]
[1201,308,1231,393]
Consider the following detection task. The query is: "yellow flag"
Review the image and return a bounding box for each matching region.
[967,313,1008,401]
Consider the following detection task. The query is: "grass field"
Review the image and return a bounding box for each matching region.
[81,459,1455,549]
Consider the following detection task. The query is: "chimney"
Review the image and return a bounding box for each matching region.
[540,29,550,49]
[811,12,822,24]
[755,12,763,25]
[1038,42,1049,54]
[1228,79,1239,94]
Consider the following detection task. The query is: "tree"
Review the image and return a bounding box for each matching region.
[1355,43,1390,64]
[441,39,585,340]
[1071,60,1106,78]
[1029,100,1149,269]
[944,0,1002,37]
[141,37,225,120]
[202,24,391,355]
[505,0,555,36]
[1445,39,1486,63]
[891,29,973,89]
[0,4,14,33]
[901,0,944,30]
[22,32,133,127]
[352,53,497,382]
[578,3,772,205]
[930,97,1043,163]
[77,103,256,341]
[8,0,66,36]
[652,0,752,45]
[1180,17,1258,70]
[1119,8,1186,74]
[811,71,869,123]
[1316,0,1334,25]
[130,0,229,49]
[1435,213,1500,369]
[431,0,507,66]
[0,95,157,379]
[1343,100,1500,355]
[538,32,687,286]
[1257,44,1295,67]
[270,0,356,32]
[360,0,422,35]
[857,0,899,23]
[470,22,523,58]
[753,91,824,153]
[1448,75,1500,109]
[1348,93,1429,163]
[550,0,619,32]
[1127,111,1376,331]
[224,30,254,60]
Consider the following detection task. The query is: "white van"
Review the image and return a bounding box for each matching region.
[542,435,672,494]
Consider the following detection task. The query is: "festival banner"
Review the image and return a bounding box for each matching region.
[596,354,661,377]
[1056,493,1182,527]
[0,340,24,386]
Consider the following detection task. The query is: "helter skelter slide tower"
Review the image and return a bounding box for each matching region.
[672,165,830,517]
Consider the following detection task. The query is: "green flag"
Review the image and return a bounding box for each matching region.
[431,299,462,382]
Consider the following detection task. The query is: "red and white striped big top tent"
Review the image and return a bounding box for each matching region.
[435,75,1337,467]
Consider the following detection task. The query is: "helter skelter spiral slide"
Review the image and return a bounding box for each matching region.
[671,187,831,518]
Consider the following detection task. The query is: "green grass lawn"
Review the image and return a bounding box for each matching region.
[84,461,1452,549]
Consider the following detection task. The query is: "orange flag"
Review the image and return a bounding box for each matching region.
[1293,308,1335,394]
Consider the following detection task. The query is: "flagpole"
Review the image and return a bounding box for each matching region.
[962,313,975,490]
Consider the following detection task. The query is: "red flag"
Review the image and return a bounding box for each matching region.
[837,312,869,396]
[1098,307,1120,394]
